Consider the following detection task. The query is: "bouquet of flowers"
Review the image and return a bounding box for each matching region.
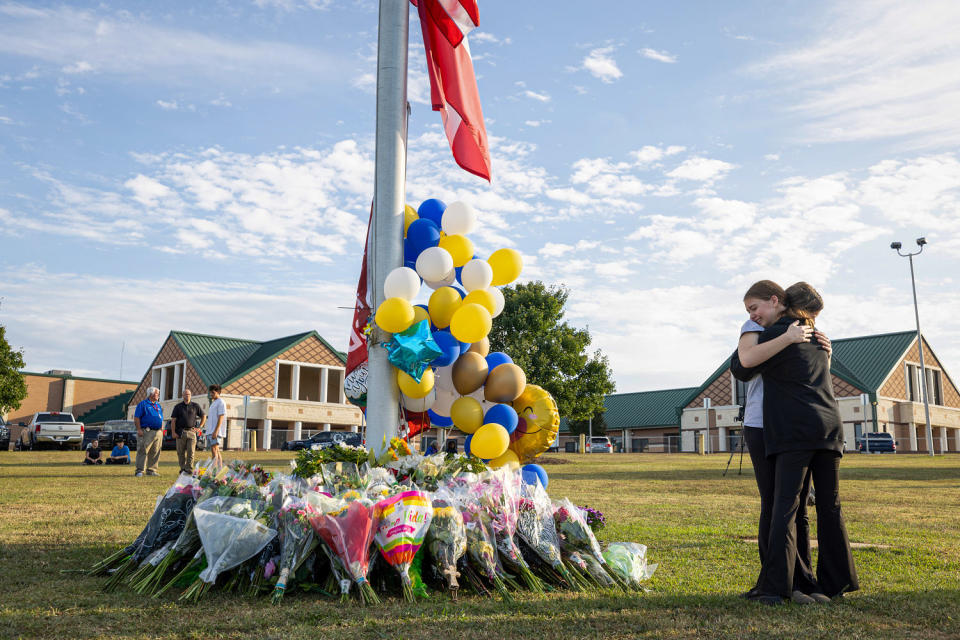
[373,490,433,602]
[179,497,277,602]
[321,462,366,496]
[580,505,606,532]
[425,487,466,597]
[229,460,273,486]
[484,469,543,592]
[459,493,513,601]
[307,495,380,604]
[553,498,622,589]
[271,497,318,604]
[602,542,657,590]
[516,482,581,591]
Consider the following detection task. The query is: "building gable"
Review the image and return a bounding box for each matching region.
[224,334,345,397]
[130,335,206,405]
[831,331,916,393]
[879,336,960,408]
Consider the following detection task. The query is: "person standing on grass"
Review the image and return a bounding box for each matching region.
[206,385,226,466]
[170,389,205,475]
[83,437,104,465]
[742,282,859,604]
[134,386,164,478]
[106,439,131,464]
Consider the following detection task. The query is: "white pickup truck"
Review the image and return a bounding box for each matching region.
[20,412,85,450]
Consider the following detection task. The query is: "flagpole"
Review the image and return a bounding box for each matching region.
[366,0,409,456]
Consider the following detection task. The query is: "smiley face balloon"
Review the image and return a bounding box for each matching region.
[508,384,560,463]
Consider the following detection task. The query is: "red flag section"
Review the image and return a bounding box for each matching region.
[413,0,492,181]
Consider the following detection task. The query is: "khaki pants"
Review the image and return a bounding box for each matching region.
[176,431,198,474]
[136,429,163,474]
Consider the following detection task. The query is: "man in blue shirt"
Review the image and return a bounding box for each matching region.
[134,386,164,477]
[106,439,131,464]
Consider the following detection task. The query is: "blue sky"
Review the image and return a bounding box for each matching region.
[2,0,959,394]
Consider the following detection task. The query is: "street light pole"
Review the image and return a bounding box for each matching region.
[891,238,935,457]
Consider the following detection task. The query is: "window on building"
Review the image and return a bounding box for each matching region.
[150,361,185,401]
[275,362,346,403]
[906,364,944,405]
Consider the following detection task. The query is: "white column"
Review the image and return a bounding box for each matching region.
[323,423,331,432]
[263,419,273,451]
[718,427,728,452]
[350,425,358,433]
[293,421,303,440]
[320,368,329,403]
[909,422,919,451]
[939,427,948,453]
[624,430,632,453]
[292,365,301,402]
[159,367,169,401]
[172,365,181,398]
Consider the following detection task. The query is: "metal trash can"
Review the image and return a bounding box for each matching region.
[565,441,578,453]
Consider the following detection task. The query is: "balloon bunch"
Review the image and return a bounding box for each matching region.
[371,198,558,469]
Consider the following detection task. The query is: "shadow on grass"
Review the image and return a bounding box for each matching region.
[546,465,960,484]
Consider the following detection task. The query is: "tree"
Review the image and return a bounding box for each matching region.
[567,410,607,438]
[488,282,615,423]
[0,325,27,416]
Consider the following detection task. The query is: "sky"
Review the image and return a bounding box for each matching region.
[2,0,960,396]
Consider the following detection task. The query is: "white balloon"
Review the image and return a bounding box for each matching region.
[424,268,457,290]
[432,387,459,418]
[384,266,421,301]
[402,387,436,412]
[434,364,456,392]
[416,246,454,282]
[461,259,493,292]
[488,286,505,317]
[441,201,477,235]
[467,386,495,413]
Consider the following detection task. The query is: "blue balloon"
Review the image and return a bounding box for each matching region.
[455,265,464,285]
[521,464,548,488]
[464,434,473,456]
[430,330,460,367]
[429,409,453,427]
[459,341,472,355]
[485,352,513,372]
[484,404,519,434]
[407,218,441,255]
[417,198,447,227]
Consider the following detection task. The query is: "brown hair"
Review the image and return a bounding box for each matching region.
[784,282,823,323]
[208,384,221,393]
[743,280,786,303]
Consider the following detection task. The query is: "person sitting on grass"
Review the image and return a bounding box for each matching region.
[106,439,131,465]
[83,438,104,465]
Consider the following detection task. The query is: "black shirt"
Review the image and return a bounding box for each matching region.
[170,401,204,436]
[753,316,844,457]
[86,443,102,459]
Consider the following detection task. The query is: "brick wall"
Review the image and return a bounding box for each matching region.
[879,337,960,408]
[130,336,205,405]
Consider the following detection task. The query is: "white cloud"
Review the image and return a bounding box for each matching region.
[156,99,195,111]
[523,90,551,103]
[580,47,623,83]
[253,0,333,9]
[639,48,677,63]
[61,60,93,74]
[764,153,781,161]
[667,157,736,182]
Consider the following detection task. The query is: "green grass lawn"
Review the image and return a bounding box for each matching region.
[1,450,958,640]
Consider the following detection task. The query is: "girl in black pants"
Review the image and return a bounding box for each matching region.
[750,283,859,603]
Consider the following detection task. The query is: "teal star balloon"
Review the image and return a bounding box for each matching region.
[385,320,443,383]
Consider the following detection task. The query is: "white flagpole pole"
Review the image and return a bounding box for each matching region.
[366,0,409,456]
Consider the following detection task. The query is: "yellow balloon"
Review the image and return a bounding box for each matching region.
[438,234,474,267]
[509,384,560,464]
[374,297,415,333]
[449,303,492,343]
[488,448,520,469]
[462,289,495,315]
[428,287,462,329]
[471,423,510,459]
[412,305,431,325]
[397,368,435,399]
[487,248,523,286]
[404,204,418,236]
[450,396,484,434]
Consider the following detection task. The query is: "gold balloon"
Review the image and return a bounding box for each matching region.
[483,363,526,403]
[462,289,496,314]
[450,396,484,434]
[509,384,560,464]
[468,337,490,357]
[488,448,520,469]
[404,204,418,236]
[428,287,462,329]
[412,305,431,325]
[452,351,488,395]
[471,423,510,459]
[397,368,435,399]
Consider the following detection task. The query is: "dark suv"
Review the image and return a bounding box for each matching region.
[856,432,896,453]
[281,431,362,451]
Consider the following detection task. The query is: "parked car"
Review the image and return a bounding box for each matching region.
[83,420,140,451]
[20,412,85,450]
[0,419,9,451]
[161,424,206,451]
[586,436,613,453]
[856,432,896,453]
[281,431,362,451]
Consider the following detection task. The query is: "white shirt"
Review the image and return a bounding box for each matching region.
[207,398,226,436]
[740,319,765,429]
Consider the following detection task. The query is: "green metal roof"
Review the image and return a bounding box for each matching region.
[829,331,916,393]
[76,391,134,425]
[170,329,346,387]
[559,386,698,433]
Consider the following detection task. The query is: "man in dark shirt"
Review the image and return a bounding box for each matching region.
[83,438,104,465]
[170,389,205,474]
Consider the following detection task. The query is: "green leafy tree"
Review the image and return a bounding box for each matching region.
[0,325,27,416]
[488,282,615,422]
[568,410,607,438]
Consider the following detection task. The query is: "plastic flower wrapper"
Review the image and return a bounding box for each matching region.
[321,462,366,496]
[229,460,274,486]
[425,487,466,596]
[484,469,543,593]
[365,467,399,501]
[373,490,433,602]
[179,496,277,602]
[602,542,657,590]
[271,496,319,604]
[575,551,618,590]
[516,482,582,591]
[307,495,380,605]
[411,453,447,492]
[384,319,442,383]
[457,493,513,601]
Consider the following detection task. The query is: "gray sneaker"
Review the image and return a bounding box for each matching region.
[135,471,144,477]
[791,591,816,605]
[809,592,832,604]
[146,470,159,477]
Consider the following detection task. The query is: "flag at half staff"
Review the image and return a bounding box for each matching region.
[413,0,492,181]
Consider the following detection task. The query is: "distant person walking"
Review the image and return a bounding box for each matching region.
[170,389,205,475]
[206,385,226,466]
[134,386,164,477]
